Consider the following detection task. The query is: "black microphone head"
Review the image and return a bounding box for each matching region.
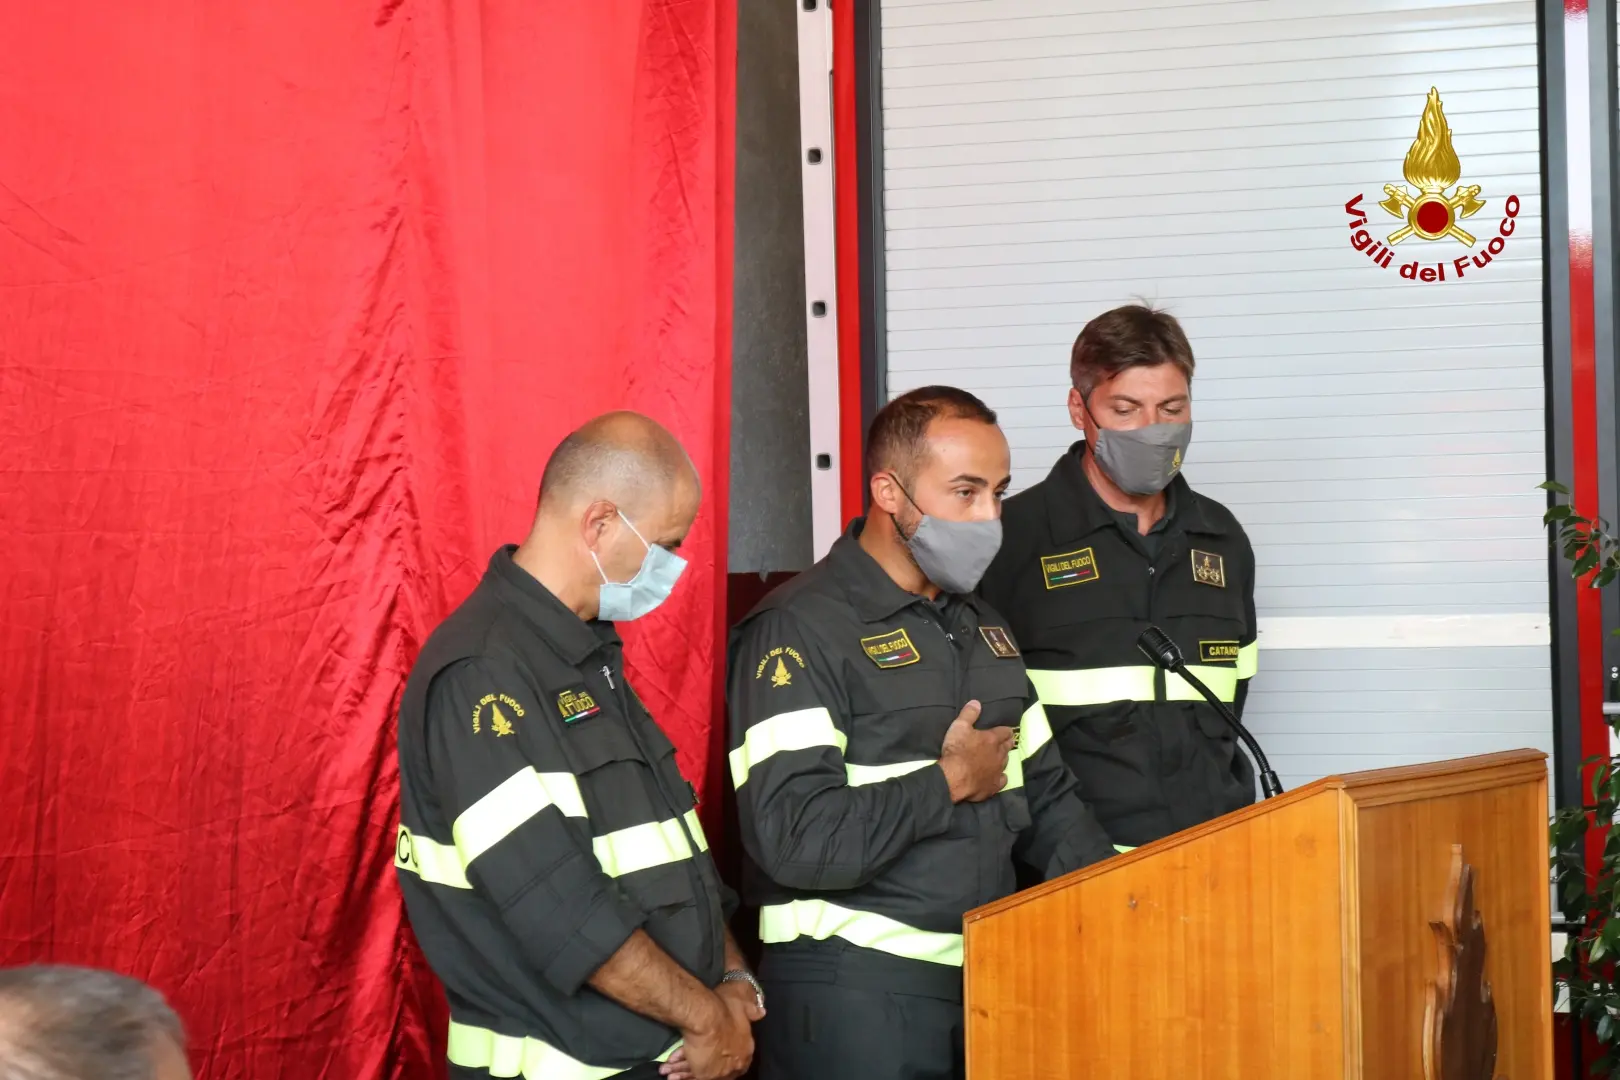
[1136,625,1183,669]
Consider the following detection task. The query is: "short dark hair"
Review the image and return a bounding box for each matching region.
[0,965,184,1080]
[1069,304,1195,397]
[865,386,998,482]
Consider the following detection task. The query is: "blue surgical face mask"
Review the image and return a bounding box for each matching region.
[592,511,687,622]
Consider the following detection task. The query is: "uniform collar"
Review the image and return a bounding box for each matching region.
[827,518,984,624]
[486,545,619,664]
[1045,441,1227,544]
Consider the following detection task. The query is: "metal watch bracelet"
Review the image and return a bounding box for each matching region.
[719,968,765,1010]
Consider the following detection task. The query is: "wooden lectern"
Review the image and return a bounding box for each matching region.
[963,750,1553,1079]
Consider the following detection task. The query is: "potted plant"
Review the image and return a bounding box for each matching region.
[1545,480,1620,1075]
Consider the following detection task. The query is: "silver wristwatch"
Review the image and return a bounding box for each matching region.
[719,968,765,1010]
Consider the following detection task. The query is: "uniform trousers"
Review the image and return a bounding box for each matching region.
[451,1063,665,1080]
[756,941,965,1080]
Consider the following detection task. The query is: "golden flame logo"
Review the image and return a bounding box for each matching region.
[1378,88,1485,246]
[1403,88,1461,190]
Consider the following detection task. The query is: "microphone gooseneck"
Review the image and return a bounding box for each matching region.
[1135,625,1284,799]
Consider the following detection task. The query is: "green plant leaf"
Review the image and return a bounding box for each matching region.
[1542,480,1572,494]
[1548,505,1576,522]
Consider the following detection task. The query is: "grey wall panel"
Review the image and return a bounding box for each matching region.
[878,0,1552,790]
[1245,646,1553,792]
[731,0,813,573]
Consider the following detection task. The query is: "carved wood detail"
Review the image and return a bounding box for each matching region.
[1423,844,1500,1080]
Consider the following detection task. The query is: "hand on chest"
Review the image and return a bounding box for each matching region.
[840,620,1029,760]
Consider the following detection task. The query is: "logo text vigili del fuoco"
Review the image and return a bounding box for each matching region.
[1344,87,1521,283]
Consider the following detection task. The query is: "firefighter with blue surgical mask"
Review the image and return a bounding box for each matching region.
[395,411,762,1080]
[979,304,1261,851]
[728,386,1115,1080]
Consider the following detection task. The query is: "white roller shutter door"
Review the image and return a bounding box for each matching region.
[878,0,1551,791]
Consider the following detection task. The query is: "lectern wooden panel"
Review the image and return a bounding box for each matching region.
[962,751,1552,1080]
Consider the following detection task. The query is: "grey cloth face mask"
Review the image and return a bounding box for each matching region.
[894,482,1004,594]
[1091,419,1193,496]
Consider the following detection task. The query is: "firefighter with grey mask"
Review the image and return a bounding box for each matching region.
[727,386,1115,1080]
[980,304,1259,851]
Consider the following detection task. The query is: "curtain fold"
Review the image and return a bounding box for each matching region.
[0,2,734,1075]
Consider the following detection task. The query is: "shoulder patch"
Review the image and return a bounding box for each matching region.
[472,692,524,736]
[1198,640,1240,664]
[861,628,921,669]
[978,626,1020,659]
[754,645,807,688]
[1191,549,1227,588]
[554,686,601,725]
[1040,547,1099,589]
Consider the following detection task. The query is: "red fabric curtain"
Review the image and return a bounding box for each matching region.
[0,3,735,1076]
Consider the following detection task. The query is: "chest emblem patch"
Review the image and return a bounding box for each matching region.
[1199,640,1240,664]
[1192,549,1227,588]
[1040,546,1099,589]
[754,645,807,688]
[978,626,1020,659]
[861,628,921,669]
[472,693,524,736]
[555,687,601,725]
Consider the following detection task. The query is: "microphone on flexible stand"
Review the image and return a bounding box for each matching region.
[1136,625,1283,799]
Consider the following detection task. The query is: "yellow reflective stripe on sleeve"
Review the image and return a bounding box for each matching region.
[1002,748,1025,793]
[447,1019,679,1080]
[1236,641,1258,680]
[395,825,471,889]
[845,759,935,786]
[1166,665,1238,704]
[997,700,1049,794]
[396,769,587,891]
[1113,844,1135,854]
[684,807,709,850]
[1017,701,1053,759]
[729,707,847,788]
[1027,666,1156,707]
[453,768,588,866]
[592,809,708,878]
[759,899,963,967]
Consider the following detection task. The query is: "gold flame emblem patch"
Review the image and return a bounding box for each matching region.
[1378,87,1485,246]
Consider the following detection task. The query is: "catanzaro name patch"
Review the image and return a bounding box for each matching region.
[1198,640,1240,664]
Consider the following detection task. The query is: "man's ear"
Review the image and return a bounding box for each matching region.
[1067,387,1089,432]
[581,499,618,549]
[869,471,905,517]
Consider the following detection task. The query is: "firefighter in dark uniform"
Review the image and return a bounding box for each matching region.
[728,387,1116,1080]
[980,305,1258,849]
[395,413,762,1080]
